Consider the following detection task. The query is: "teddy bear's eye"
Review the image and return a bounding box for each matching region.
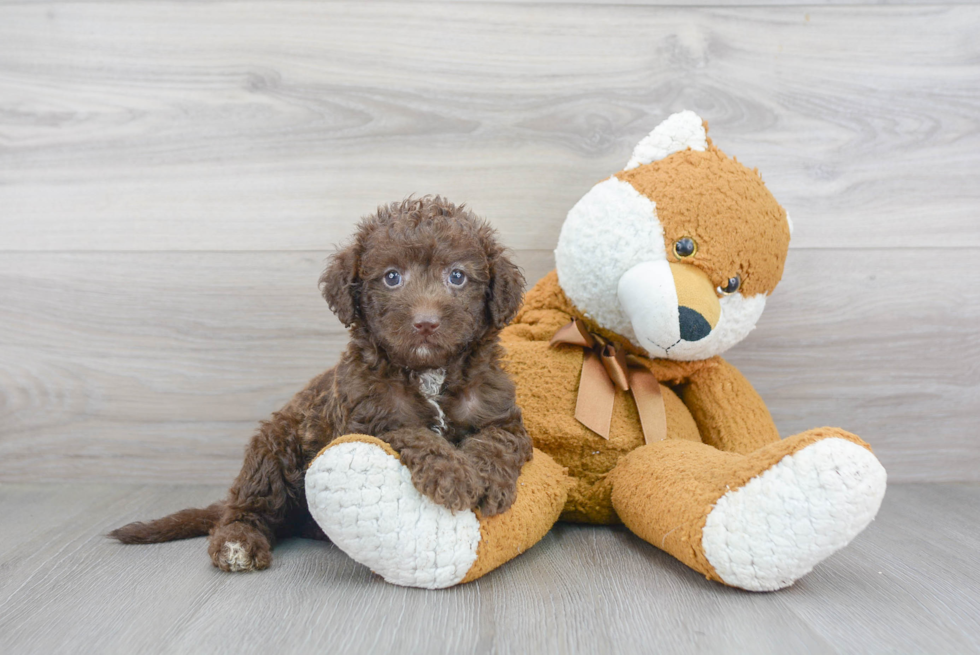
[718,275,741,295]
[673,237,697,259]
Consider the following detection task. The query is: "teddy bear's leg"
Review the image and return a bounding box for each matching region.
[304,434,568,589]
[609,428,886,591]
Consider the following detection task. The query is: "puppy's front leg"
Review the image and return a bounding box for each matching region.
[461,417,533,516]
[383,428,485,512]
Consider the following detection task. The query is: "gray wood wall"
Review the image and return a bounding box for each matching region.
[1,2,977,483]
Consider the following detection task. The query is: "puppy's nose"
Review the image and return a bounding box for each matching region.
[413,316,440,336]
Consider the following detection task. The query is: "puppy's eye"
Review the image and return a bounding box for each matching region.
[383,270,402,288]
[673,237,697,259]
[448,269,467,287]
[717,275,741,295]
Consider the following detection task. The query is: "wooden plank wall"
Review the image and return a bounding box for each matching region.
[1,2,977,483]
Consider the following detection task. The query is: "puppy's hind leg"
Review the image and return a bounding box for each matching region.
[209,410,312,572]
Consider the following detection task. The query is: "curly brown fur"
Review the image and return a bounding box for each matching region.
[110,196,532,572]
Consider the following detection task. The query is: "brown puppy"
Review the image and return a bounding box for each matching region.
[110,196,532,572]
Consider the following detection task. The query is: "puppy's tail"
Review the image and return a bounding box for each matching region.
[108,502,223,544]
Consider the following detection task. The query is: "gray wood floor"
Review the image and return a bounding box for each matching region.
[0,482,978,655]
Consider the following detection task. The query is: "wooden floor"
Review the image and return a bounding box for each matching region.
[0,482,977,655]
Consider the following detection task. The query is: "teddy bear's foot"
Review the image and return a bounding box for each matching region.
[611,429,886,592]
[702,435,886,591]
[306,435,479,588]
[305,435,568,589]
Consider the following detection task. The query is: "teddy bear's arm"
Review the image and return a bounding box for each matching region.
[679,357,781,455]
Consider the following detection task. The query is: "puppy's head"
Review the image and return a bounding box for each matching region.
[320,196,524,370]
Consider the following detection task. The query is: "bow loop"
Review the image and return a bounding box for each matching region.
[549,318,596,350]
[600,343,630,392]
[550,319,667,443]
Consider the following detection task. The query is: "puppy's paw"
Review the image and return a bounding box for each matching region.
[409,453,484,512]
[478,475,519,517]
[208,521,272,572]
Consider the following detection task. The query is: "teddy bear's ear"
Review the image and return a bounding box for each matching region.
[624,110,708,170]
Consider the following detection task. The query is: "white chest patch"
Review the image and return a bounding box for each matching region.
[417,368,447,434]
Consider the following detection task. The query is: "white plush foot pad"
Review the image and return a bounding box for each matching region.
[305,441,481,589]
[702,438,887,591]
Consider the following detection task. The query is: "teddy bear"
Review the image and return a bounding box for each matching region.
[304,111,887,591]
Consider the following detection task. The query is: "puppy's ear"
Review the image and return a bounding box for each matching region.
[319,244,359,327]
[485,239,526,330]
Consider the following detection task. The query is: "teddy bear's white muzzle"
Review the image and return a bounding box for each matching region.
[618,260,768,361]
[618,260,683,352]
[619,259,721,351]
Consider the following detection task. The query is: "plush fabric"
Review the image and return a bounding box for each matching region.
[616,143,791,299]
[306,434,568,588]
[502,272,705,524]
[609,430,884,589]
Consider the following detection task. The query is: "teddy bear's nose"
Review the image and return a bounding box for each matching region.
[678,307,712,341]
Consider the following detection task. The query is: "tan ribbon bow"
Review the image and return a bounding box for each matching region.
[550,319,667,443]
